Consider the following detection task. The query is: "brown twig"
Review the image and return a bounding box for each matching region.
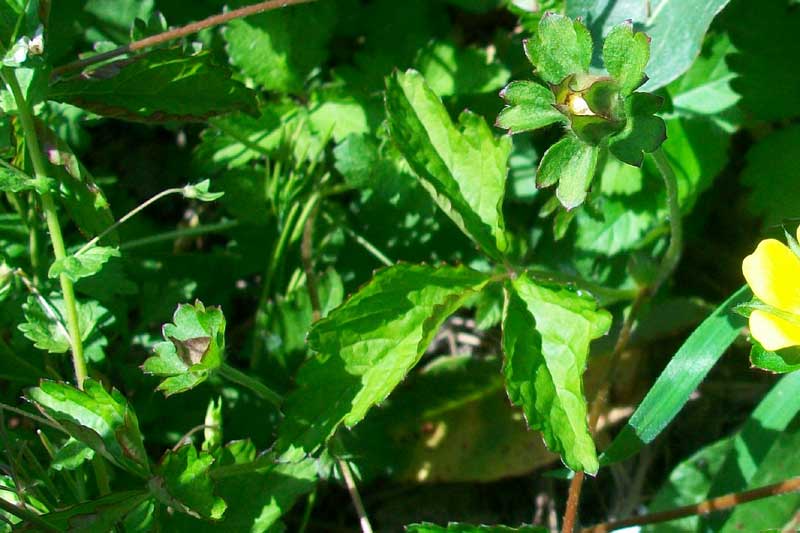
[581,476,800,532]
[51,0,316,78]
[562,471,585,533]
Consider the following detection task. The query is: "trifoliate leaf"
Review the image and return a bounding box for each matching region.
[48,246,121,282]
[524,13,592,84]
[182,179,224,202]
[27,379,150,478]
[536,134,599,210]
[150,444,226,520]
[502,273,611,474]
[496,80,564,134]
[385,69,511,261]
[608,92,666,167]
[275,264,491,460]
[602,21,650,95]
[142,301,226,396]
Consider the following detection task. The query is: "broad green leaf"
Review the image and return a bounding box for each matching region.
[142,301,226,396]
[407,524,546,532]
[50,437,95,471]
[600,286,750,466]
[502,273,611,474]
[26,379,150,478]
[602,21,650,95]
[536,134,599,210]
[48,246,120,282]
[496,80,565,134]
[523,13,592,84]
[416,40,510,97]
[13,491,152,532]
[608,92,666,167]
[223,2,336,93]
[275,264,491,459]
[741,125,800,229]
[385,69,511,261]
[568,0,732,90]
[150,444,226,520]
[307,86,371,142]
[164,440,316,532]
[48,49,258,123]
[194,109,284,172]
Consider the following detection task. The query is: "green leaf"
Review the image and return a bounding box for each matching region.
[48,246,120,282]
[523,13,592,84]
[223,2,336,93]
[19,295,111,357]
[275,264,491,459]
[142,301,226,396]
[182,179,224,202]
[608,92,666,167]
[496,80,565,134]
[385,69,511,261]
[600,286,750,466]
[568,0,732,90]
[416,40,510,97]
[13,491,152,532]
[50,437,95,471]
[0,163,51,193]
[26,379,150,478]
[602,21,650,95]
[407,524,547,532]
[150,444,226,520]
[536,134,599,210]
[502,273,611,474]
[749,343,800,374]
[48,49,258,123]
[741,125,800,229]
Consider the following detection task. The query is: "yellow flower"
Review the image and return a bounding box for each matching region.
[741,226,800,351]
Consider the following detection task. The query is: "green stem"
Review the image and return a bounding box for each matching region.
[76,187,184,255]
[218,363,283,408]
[92,457,111,495]
[0,497,58,532]
[119,220,239,251]
[650,147,683,295]
[1,68,88,388]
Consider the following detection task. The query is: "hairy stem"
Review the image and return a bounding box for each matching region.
[2,68,88,388]
[52,0,316,78]
[582,476,800,532]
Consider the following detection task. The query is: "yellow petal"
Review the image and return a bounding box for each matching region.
[742,239,800,313]
[750,310,800,351]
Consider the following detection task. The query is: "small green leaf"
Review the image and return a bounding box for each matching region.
[524,13,592,84]
[385,69,511,261]
[275,264,491,459]
[26,379,150,478]
[50,437,95,471]
[48,246,121,282]
[182,179,224,202]
[142,301,226,396]
[496,80,564,134]
[407,524,547,532]
[19,295,112,358]
[536,134,599,210]
[608,92,666,167]
[750,343,800,374]
[150,444,226,521]
[0,163,51,193]
[13,491,152,533]
[49,49,258,123]
[502,273,611,474]
[602,21,651,95]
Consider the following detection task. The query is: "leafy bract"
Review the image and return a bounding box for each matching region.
[608,92,666,167]
[496,81,564,134]
[0,163,50,193]
[142,301,226,396]
[150,444,226,520]
[523,13,592,84]
[568,0,732,90]
[602,21,650,95]
[385,69,511,261]
[48,49,258,123]
[407,524,546,533]
[26,379,150,478]
[502,273,611,474]
[49,246,120,282]
[275,264,491,459]
[536,133,599,210]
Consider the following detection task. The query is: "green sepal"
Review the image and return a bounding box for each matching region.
[496,80,564,133]
[602,21,651,96]
[536,134,600,210]
[750,342,800,374]
[608,92,666,167]
[524,13,592,84]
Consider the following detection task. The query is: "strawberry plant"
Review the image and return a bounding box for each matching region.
[1,0,799,532]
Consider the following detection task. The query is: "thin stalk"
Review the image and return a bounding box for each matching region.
[333,438,374,533]
[321,212,393,267]
[0,497,58,532]
[298,489,317,533]
[1,68,87,388]
[119,220,239,251]
[92,457,111,495]
[52,0,316,77]
[76,187,184,255]
[582,476,800,532]
[562,147,684,532]
[217,363,283,408]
